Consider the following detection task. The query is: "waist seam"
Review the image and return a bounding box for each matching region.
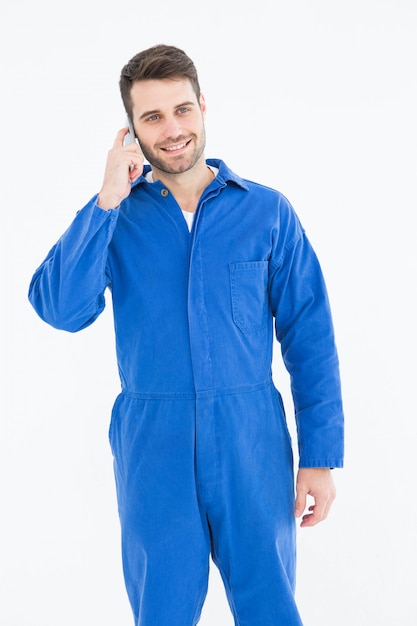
[121,379,273,400]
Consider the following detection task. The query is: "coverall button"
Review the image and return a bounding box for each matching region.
[161,188,169,197]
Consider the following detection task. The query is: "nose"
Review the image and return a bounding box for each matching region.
[162,115,183,140]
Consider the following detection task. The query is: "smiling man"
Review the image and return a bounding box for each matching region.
[29,44,344,626]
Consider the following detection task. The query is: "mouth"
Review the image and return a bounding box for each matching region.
[160,139,192,154]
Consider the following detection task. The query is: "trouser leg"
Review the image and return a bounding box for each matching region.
[205,386,305,626]
[109,394,211,626]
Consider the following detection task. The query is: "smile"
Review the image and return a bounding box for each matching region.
[161,139,191,152]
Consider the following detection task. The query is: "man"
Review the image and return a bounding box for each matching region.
[29,44,344,626]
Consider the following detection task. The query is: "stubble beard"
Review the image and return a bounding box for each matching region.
[138,126,206,175]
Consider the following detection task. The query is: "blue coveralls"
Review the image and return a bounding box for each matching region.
[29,159,344,626]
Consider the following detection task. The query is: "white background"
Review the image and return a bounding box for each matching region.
[2,1,416,624]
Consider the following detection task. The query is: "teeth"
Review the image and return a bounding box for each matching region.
[164,142,187,151]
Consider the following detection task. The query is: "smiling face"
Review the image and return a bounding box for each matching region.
[130,78,207,176]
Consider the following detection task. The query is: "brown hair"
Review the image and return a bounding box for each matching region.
[119,44,201,118]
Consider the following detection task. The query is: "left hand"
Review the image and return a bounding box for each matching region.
[294,467,336,527]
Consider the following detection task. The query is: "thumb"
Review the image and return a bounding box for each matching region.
[294,487,307,518]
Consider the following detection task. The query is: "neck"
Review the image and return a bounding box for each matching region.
[151,156,214,213]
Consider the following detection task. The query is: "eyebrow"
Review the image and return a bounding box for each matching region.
[139,101,196,120]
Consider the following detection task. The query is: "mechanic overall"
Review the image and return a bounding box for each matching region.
[29,44,344,626]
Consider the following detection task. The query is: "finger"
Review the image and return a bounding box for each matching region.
[113,127,130,148]
[128,164,143,183]
[128,153,145,181]
[300,503,325,527]
[300,493,334,527]
[124,136,145,159]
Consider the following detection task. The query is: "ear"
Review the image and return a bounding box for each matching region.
[199,93,207,118]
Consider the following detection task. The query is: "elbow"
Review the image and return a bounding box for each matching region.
[28,284,105,333]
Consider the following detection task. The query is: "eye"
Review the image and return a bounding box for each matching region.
[146,114,159,122]
[177,107,191,115]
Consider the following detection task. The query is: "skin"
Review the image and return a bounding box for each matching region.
[295,467,336,527]
[98,77,337,527]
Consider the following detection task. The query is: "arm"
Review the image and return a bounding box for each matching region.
[28,127,145,331]
[28,199,119,332]
[269,217,344,467]
[268,197,344,524]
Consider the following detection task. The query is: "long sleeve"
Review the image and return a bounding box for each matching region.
[269,206,344,468]
[28,196,119,332]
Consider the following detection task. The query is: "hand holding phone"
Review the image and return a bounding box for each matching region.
[97,119,144,211]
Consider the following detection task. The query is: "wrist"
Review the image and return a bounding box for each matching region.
[97,190,123,211]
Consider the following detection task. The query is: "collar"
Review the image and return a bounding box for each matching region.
[133,159,249,192]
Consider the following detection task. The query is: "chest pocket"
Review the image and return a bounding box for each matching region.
[229,261,269,333]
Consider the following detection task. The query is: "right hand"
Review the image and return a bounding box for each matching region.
[97,127,145,210]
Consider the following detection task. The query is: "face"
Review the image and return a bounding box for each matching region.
[130,78,207,175]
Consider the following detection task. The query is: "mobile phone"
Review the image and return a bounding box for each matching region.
[124,116,136,145]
